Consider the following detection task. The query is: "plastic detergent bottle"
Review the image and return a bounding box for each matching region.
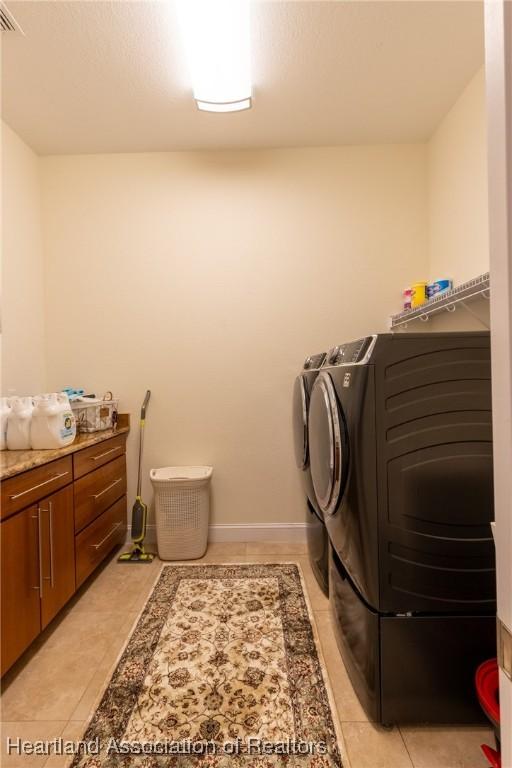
[31,393,76,449]
[6,396,33,450]
[57,392,76,444]
[0,397,11,450]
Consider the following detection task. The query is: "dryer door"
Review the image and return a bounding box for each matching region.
[309,372,349,516]
[293,375,309,470]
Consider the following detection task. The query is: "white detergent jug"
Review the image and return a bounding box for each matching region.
[31,393,76,449]
[57,392,76,445]
[6,396,33,450]
[0,397,11,450]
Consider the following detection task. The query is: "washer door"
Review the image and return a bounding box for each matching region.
[293,375,309,470]
[309,372,349,516]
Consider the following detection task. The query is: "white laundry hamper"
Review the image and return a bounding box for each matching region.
[150,466,213,560]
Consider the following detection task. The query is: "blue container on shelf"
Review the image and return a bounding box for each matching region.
[427,279,453,299]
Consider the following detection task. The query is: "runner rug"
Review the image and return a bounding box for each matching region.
[73,563,343,767]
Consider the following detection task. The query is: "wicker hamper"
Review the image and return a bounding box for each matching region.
[149,466,213,560]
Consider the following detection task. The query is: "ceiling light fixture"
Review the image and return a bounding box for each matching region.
[176,0,252,113]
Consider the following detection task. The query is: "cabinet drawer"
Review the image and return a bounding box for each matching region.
[1,457,73,520]
[75,496,127,587]
[73,434,126,480]
[74,455,126,533]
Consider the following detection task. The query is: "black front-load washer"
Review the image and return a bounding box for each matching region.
[308,332,496,724]
[292,352,329,595]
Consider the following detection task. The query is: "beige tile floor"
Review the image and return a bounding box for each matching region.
[0,542,493,768]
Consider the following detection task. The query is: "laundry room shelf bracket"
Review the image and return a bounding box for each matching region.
[389,272,490,330]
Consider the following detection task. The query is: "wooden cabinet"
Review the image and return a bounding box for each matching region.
[38,485,76,629]
[1,430,128,676]
[76,496,127,587]
[74,455,126,533]
[73,434,126,479]
[0,485,76,672]
[1,457,72,520]
[1,506,41,676]
[73,435,127,588]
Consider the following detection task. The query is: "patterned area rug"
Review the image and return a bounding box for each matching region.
[73,563,343,767]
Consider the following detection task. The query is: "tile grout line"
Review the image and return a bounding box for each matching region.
[397,724,416,768]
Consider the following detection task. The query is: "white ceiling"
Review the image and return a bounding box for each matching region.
[1,0,484,156]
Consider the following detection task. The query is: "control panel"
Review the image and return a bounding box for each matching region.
[303,352,327,370]
[324,336,375,366]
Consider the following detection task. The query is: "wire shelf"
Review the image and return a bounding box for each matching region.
[390,272,490,329]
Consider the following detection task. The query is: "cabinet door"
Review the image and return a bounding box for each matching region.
[1,506,41,676]
[39,485,76,629]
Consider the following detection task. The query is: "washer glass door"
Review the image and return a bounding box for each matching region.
[293,375,309,470]
[309,372,348,515]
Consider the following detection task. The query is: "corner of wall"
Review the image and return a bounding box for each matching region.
[427,66,489,286]
[419,66,491,332]
[1,122,46,395]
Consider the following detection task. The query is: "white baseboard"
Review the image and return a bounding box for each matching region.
[208,523,307,543]
[128,523,307,545]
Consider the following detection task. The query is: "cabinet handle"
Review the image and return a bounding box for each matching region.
[30,513,41,593]
[89,446,122,462]
[38,502,55,588]
[31,509,44,598]
[90,522,122,550]
[90,478,122,500]
[10,471,69,501]
[48,501,55,588]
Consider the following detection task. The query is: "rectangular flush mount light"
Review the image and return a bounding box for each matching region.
[176,0,252,112]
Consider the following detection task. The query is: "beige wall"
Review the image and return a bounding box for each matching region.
[428,66,489,285]
[1,122,46,395]
[40,145,428,525]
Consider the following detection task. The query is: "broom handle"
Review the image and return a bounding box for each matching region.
[141,390,151,421]
[137,390,151,498]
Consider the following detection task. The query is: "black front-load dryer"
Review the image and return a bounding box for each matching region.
[309,338,379,606]
[308,332,496,724]
[292,352,329,595]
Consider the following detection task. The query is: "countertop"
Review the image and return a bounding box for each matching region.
[0,419,130,481]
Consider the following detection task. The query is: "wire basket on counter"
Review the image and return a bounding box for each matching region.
[71,392,118,433]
